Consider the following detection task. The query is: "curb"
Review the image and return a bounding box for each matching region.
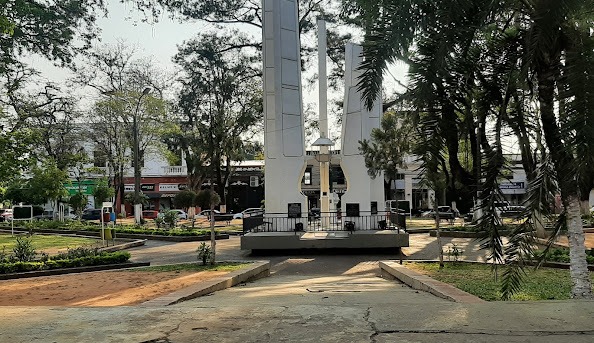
[0,262,151,280]
[0,227,230,242]
[429,230,512,238]
[113,233,230,242]
[99,239,146,252]
[139,261,271,307]
[379,261,485,303]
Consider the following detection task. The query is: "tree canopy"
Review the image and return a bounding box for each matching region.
[351,0,594,299]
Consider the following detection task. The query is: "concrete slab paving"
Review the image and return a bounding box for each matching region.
[0,234,593,342]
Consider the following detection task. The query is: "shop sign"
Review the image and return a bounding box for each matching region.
[141,184,155,192]
[235,166,263,172]
[64,180,95,195]
[500,182,524,190]
[158,183,187,192]
[124,184,156,192]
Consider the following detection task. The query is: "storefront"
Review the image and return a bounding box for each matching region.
[122,177,188,215]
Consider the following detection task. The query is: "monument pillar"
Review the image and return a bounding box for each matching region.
[262,0,307,229]
[340,43,385,229]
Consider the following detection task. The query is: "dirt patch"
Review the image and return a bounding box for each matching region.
[0,269,229,307]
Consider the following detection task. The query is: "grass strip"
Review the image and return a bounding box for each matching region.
[406,262,594,301]
[0,234,97,251]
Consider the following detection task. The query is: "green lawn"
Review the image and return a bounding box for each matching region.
[130,262,250,273]
[407,262,594,301]
[0,234,98,252]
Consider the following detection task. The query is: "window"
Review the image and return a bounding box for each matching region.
[331,166,345,185]
[93,150,106,167]
[303,167,312,185]
[250,176,259,187]
[396,173,405,180]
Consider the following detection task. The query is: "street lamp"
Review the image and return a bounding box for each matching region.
[133,87,151,224]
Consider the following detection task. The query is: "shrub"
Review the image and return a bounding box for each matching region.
[0,251,131,274]
[163,210,178,228]
[174,190,196,209]
[194,189,221,209]
[0,246,8,263]
[447,243,464,262]
[12,235,36,262]
[197,242,212,265]
[54,246,100,260]
[534,248,594,264]
[0,261,45,273]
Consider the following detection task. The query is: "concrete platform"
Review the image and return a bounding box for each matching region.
[241,230,409,250]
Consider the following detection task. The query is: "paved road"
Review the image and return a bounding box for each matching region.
[0,234,593,342]
[127,233,495,265]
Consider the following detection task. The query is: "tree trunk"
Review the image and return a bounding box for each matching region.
[566,196,593,298]
[537,63,593,299]
[209,184,216,265]
[434,198,444,269]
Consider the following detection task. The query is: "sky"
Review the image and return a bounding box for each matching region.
[28,1,409,147]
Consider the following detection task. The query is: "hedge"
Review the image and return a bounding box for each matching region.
[0,251,131,274]
[0,221,215,237]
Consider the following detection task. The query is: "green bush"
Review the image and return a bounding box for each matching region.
[7,220,215,237]
[0,261,45,273]
[196,242,212,265]
[12,235,36,262]
[534,248,594,264]
[0,251,131,274]
[163,210,178,228]
[53,246,100,260]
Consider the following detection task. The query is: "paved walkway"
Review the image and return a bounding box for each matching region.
[0,234,593,342]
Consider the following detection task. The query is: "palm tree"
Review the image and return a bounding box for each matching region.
[348,0,593,298]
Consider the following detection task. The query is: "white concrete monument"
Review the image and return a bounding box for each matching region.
[340,43,386,229]
[262,0,308,228]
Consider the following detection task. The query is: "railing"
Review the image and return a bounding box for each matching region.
[243,211,407,234]
[162,166,187,175]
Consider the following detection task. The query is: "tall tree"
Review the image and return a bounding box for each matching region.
[0,62,85,176]
[166,31,262,203]
[360,110,414,199]
[0,0,108,75]
[163,31,262,263]
[135,0,352,87]
[349,0,593,299]
[76,42,170,212]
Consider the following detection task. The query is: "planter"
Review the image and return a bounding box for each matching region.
[0,262,150,280]
[0,227,230,242]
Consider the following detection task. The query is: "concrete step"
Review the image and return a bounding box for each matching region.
[300,231,350,240]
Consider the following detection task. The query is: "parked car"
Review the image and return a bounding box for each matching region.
[198,209,233,222]
[421,206,457,219]
[33,210,55,221]
[142,210,160,219]
[0,209,12,222]
[81,209,102,221]
[169,209,188,220]
[233,208,264,219]
[497,205,526,218]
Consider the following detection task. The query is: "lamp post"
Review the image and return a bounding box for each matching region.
[133,87,151,224]
[314,19,335,228]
